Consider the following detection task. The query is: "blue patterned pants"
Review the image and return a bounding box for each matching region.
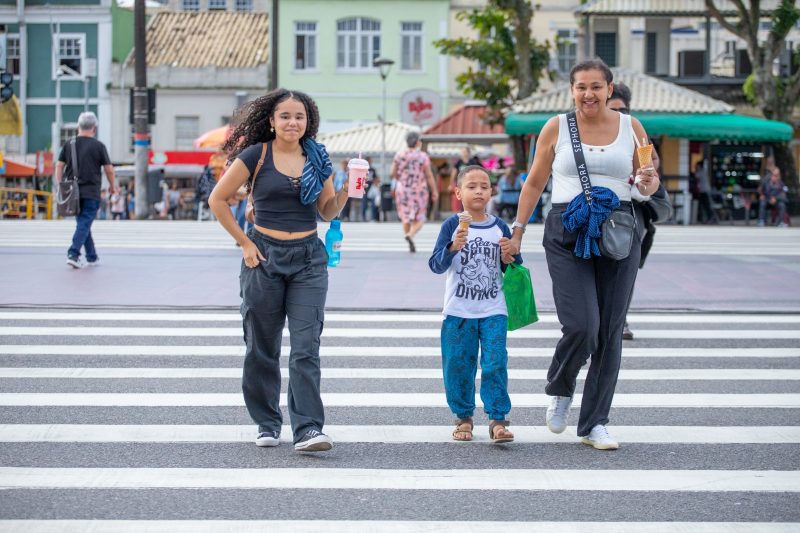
[440,314,511,421]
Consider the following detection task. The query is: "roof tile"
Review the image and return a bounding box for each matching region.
[132,12,269,69]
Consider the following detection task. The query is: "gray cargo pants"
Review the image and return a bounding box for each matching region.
[543,203,640,437]
[239,230,328,443]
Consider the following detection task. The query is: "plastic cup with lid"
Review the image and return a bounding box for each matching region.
[347,155,369,198]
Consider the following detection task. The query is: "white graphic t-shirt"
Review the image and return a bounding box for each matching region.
[428,214,520,319]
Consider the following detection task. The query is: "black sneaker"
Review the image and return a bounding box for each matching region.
[622,322,634,340]
[294,429,333,452]
[255,431,280,447]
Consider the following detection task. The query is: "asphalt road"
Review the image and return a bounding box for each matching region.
[0,309,798,531]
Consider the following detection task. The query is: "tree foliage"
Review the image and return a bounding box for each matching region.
[434,0,551,124]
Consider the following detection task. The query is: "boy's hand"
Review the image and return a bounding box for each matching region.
[449,227,468,252]
[500,237,515,264]
[501,253,515,264]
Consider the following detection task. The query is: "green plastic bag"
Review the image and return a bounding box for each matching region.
[503,263,539,331]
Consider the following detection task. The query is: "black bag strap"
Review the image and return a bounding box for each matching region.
[566,111,593,205]
[69,137,79,181]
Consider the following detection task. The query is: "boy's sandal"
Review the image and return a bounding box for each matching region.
[489,420,514,443]
[452,418,473,441]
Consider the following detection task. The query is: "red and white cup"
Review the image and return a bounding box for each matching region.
[347,157,369,198]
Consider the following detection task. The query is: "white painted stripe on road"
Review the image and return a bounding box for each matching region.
[1,467,797,492]
[3,326,799,339]
[2,424,799,444]
[2,345,797,358]
[2,367,799,381]
[0,521,796,533]
[0,393,797,408]
[3,311,800,324]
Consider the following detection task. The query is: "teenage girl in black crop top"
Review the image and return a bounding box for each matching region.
[208,89,347,453]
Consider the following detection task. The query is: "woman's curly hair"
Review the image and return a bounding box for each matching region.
[222,88,320,160]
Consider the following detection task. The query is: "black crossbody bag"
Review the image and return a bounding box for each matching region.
[566,111,636,261]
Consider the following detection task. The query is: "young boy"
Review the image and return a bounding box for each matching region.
[428,165,522,443]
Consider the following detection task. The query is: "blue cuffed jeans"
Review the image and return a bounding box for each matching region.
[440,314,511,421]
[68,198,100,261]
[239,230,329,443]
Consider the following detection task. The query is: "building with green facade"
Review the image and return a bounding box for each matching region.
[279,0,450,134]
[0,0,135,158]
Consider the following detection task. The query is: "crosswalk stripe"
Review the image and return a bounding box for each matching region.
[1,393,798,407]
[5,521,800,533]
[1,467,797,491]
[3,326,798,339]
[2,367,798,380]
[0,521,797,533]
[2,345,797,358]
[3,311,799,323]
[1,425,798,444]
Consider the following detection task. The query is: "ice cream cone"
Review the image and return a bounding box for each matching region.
[637,144,654,168]
[458,212,472,231]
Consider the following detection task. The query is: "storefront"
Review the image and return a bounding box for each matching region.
[504,69,793,224]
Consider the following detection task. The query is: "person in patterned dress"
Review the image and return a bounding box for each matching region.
[391,131,439,252]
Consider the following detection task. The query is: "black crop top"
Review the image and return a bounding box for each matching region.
[237,142,318,232]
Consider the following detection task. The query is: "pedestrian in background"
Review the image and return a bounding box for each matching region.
[56,111,118,269]
[607,82,672,340]
[110,189,126,220]
[97,189,108,220]
[209,88,348,452]
[391,131,439,252]
[758,167,788,227]
[429,165,521,443]
[509,59,661,450]
[694,159,718,224]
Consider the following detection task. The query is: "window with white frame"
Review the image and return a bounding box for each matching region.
[6,35,20,76]
[295,22,317,70]
[556,29,577,74]
[400,22,423,71]
[234,0,252,11]
[60,124,78,147]
[182,0,199,11]
[336,18,381,70]
[175,116,199,150]
[208,0,226,10]
[56,35,84,78]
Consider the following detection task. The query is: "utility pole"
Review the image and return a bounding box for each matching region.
[133,0,149,219]
[269,0,278,90]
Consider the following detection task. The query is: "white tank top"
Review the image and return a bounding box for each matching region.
[550,112,635,204]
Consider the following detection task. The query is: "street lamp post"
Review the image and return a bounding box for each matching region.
[372,57,394,181]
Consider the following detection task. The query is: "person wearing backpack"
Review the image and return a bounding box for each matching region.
[55,112,118,269]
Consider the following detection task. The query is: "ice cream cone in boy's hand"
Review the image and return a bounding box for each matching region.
[458,212,472,231]
[637,143,654,168]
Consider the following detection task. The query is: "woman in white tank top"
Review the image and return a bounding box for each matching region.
[507,59,661,450]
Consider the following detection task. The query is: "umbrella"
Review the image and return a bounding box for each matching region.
[193,125,231,149]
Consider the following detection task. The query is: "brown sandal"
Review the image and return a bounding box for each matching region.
[452,418,473,441]
[489,420,514,443]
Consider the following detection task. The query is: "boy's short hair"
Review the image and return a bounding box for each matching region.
[455,164,488,187]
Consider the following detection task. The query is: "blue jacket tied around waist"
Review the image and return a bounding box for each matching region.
[300,138,333,205]
[561,186,619,259]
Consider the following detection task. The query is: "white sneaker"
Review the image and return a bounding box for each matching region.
[545,395,572,434]
[581,424,619,450]
[86,258,101,267]
[66,256,84,269]
[255,431,280,447]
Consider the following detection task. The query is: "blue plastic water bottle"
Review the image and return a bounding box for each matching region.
[325,218,343,267]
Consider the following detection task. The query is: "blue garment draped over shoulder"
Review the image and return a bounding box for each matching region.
[561,186,619,259]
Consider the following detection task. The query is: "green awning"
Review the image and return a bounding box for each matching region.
[505,112,794,142]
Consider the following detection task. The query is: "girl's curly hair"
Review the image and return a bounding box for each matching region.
[222,88,321,160]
